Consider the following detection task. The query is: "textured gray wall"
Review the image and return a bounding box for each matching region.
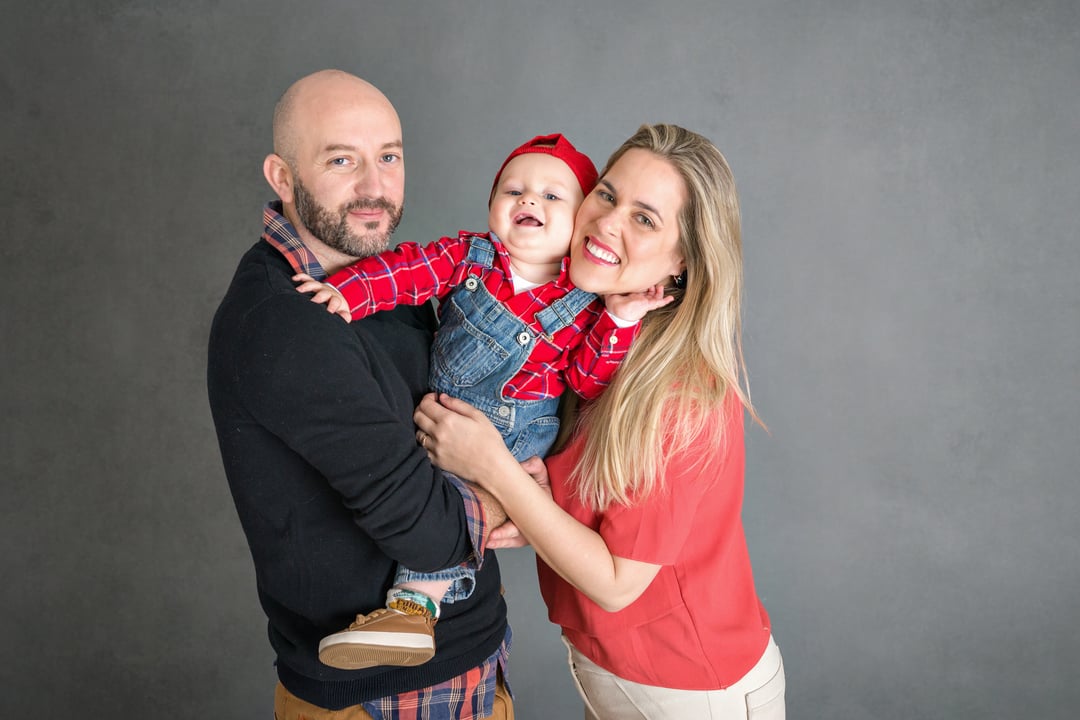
[3,1,1078,717]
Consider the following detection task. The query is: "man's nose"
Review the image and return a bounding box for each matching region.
[353,162,381,196]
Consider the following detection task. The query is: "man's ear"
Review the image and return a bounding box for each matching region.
[263,153,294,204]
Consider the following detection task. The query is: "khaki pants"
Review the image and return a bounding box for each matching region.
[564,635,785,720]
[273,675,514,720]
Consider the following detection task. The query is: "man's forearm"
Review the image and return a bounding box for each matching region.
[471,483,508,541]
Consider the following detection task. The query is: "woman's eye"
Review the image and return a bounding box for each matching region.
[597,190,614,203]
[636,214,655,228]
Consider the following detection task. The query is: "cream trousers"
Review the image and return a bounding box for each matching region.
[563,634,785,720]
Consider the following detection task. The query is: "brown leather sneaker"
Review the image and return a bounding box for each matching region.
[318,607,436,670]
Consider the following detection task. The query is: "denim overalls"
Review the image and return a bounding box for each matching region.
[395,234,597,600]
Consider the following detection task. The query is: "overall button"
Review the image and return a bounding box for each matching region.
[497,406,511,418]
[516,331,531,346]
[464,277,480,291]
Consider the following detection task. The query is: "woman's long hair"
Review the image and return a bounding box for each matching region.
[568,124,760,510]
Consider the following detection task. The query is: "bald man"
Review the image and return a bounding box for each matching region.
[208,70,513,719]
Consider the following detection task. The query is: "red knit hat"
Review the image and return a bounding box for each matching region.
[490,133,598,202]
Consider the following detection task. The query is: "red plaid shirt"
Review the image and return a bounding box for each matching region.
[328,231,638,401]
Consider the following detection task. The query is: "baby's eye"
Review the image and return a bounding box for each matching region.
[507,190,522,196]
[543,193,560,201]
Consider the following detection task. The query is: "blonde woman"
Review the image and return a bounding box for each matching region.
[415,124,785,720]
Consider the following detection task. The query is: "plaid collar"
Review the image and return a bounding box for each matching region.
[261,201,327,281]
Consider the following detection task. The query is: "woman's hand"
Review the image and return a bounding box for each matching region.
[602,282,674,323]
[293,273,352,322]
[413,393,514,487]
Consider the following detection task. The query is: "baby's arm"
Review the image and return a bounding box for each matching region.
[294,274,352,322]
[564,283,674,400]
[293,234,473,322]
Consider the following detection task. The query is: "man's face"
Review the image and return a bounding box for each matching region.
[289,88,405,258]
[293,174,403,258]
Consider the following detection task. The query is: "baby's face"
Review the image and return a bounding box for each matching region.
[489,154,584,277]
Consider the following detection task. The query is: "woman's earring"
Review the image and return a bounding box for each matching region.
[672,270,687,289]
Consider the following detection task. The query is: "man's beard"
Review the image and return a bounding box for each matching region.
[293,177,403,258]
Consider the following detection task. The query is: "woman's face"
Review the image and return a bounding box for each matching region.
[568,148,686,296]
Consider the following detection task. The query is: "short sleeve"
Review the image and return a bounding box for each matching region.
[598,397,745,565]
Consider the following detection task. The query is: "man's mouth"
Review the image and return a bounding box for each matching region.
[345,198,396,222]
[350,209,384,220]
[514,212,543,227]
[585,238,620,265]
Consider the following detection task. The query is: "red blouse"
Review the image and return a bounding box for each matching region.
[537,392,772,689]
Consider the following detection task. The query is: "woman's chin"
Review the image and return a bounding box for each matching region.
[568,266,606,294]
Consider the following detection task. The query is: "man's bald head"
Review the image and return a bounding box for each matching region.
[263,70,405,270]
[272,69,398,168]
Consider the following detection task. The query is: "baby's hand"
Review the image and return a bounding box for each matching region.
[293,273,352,322]
[602,283,674,323]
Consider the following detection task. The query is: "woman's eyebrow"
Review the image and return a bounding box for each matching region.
[600,178,662,218]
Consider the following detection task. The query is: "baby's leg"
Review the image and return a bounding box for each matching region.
[394,578,453,615]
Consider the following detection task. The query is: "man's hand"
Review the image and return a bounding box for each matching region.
[293,273,352,322]
[481,457,549,550]
[488,520,528,549]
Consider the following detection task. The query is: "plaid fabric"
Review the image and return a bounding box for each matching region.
[262,202,327,280]
[363,630,511,720]
[261,202,505,718]
[329,231,637,402]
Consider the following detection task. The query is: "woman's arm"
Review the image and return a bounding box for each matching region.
[415,393,661,612]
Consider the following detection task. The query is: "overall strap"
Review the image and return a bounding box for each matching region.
[535,287,599,336]
[464,234,497,269]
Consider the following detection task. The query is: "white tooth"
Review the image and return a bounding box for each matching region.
[587,240,619,264]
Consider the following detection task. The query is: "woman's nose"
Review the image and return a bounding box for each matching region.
[596,210,619,237]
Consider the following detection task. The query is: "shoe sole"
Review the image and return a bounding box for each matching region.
[318,631,436,670]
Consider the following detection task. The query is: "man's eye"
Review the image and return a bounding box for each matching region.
[330,157,350,166]
[381,154,400,163]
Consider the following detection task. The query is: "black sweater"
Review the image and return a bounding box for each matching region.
[207,241,507,708]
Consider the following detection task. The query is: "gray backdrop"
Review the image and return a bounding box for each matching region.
[3,1,1078,718]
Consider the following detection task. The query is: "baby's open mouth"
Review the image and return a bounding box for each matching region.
[514,212,543,227]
